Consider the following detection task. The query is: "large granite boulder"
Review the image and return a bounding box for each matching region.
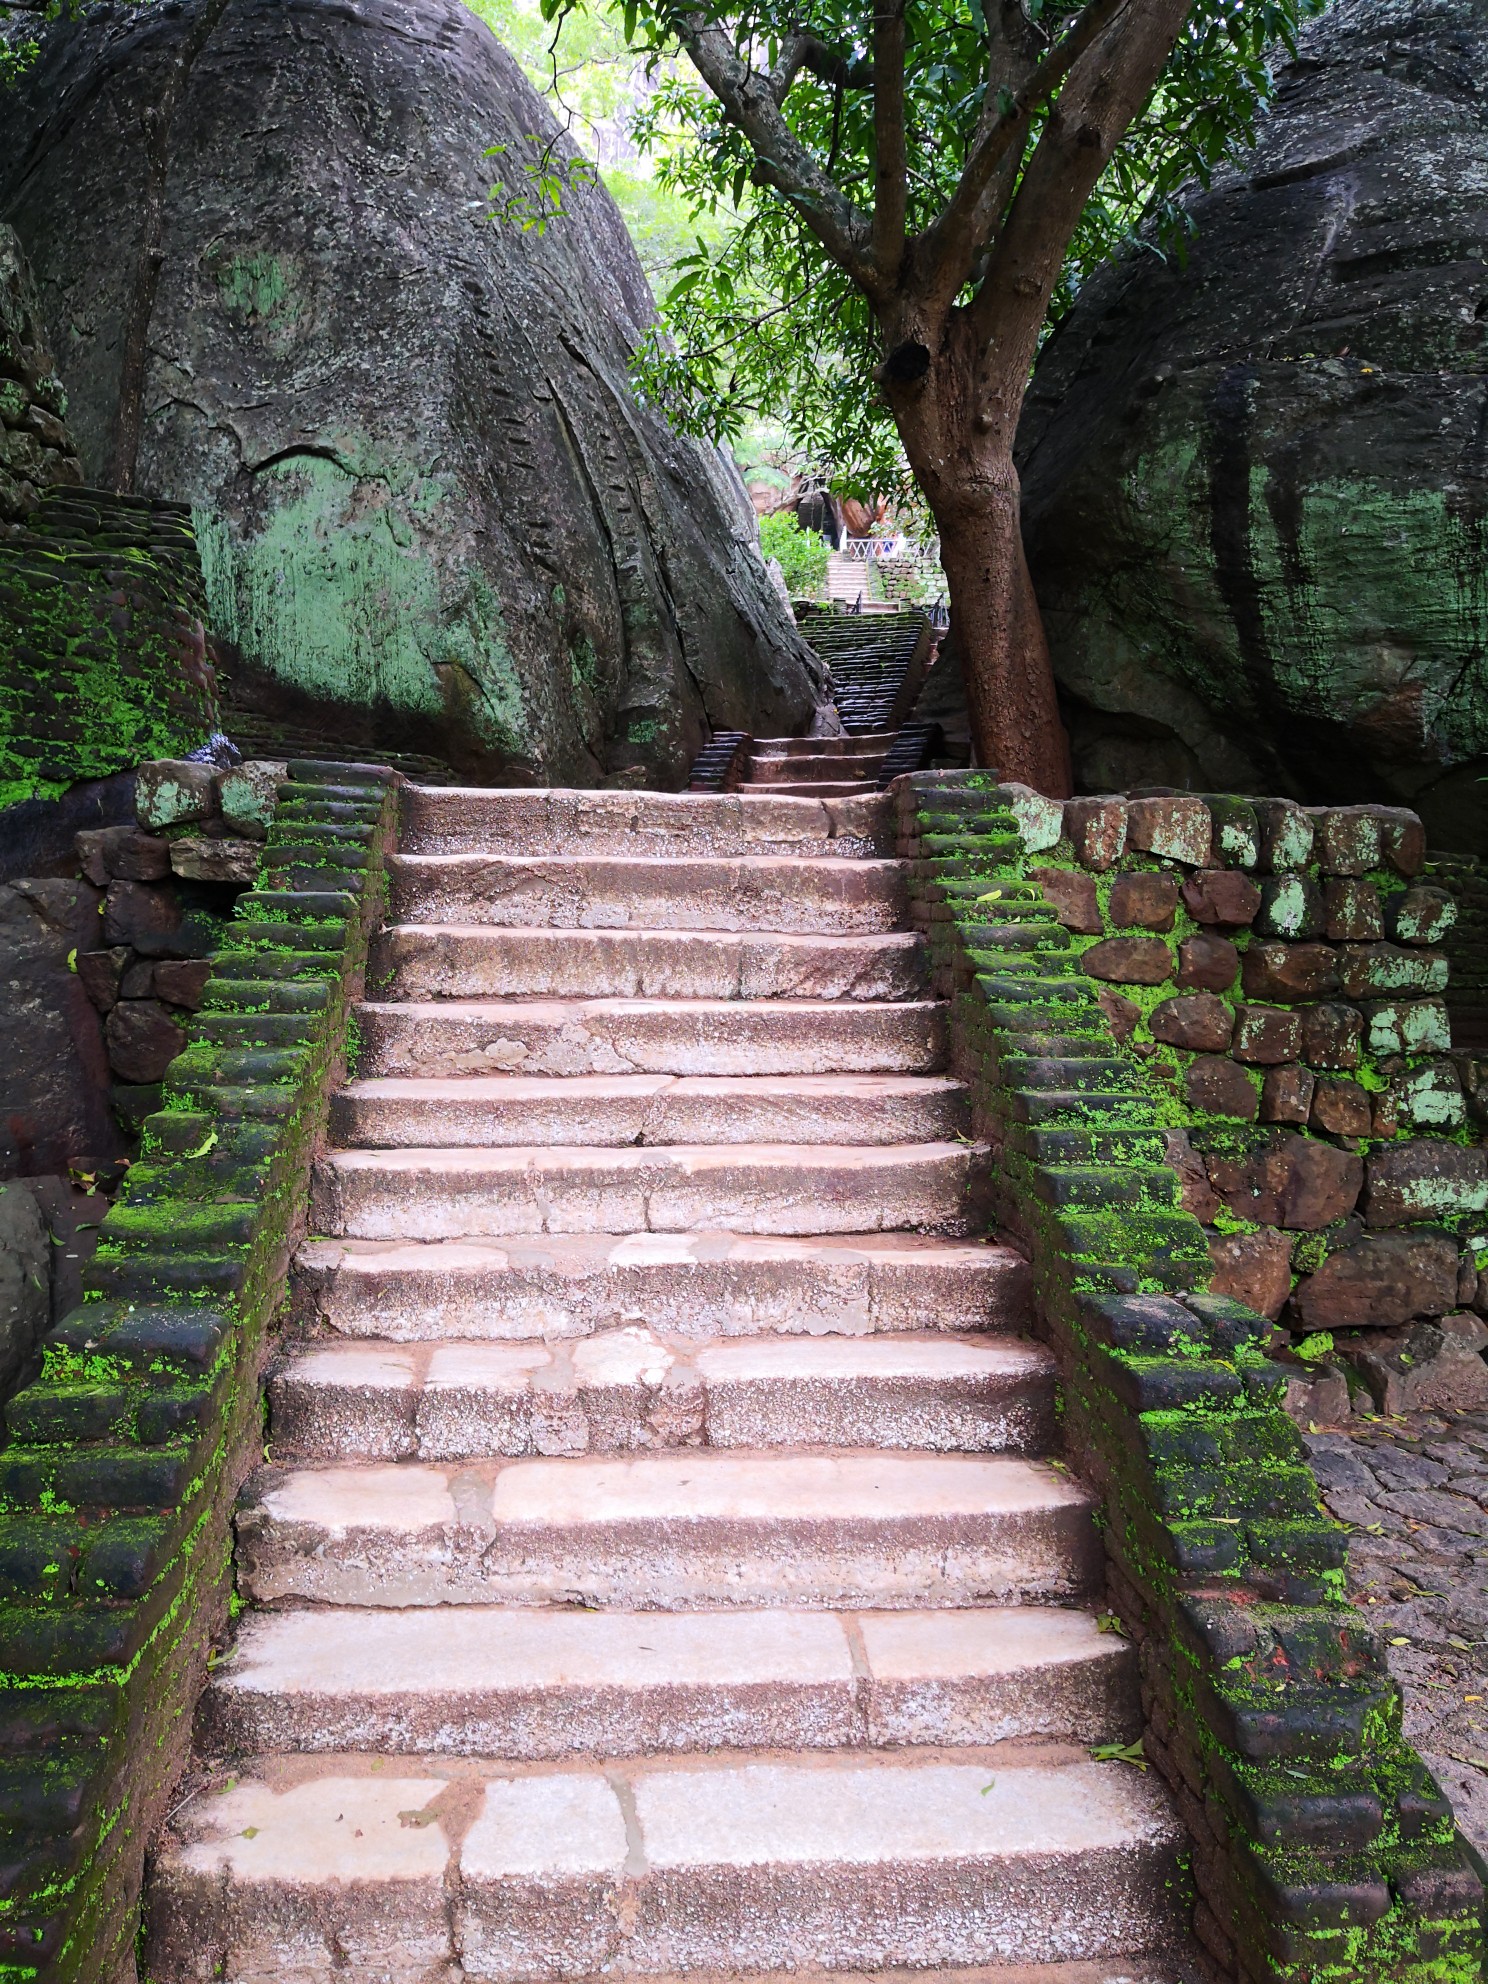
[0,0,818,786]
[0,222,83,521]
[1017,0,1488,849]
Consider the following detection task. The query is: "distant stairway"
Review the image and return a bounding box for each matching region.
[145,783,1189,1982]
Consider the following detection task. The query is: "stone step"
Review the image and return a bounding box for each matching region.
[310,1142,992,1240]
[386,854,907,934]
[741,779,881,798]
[294,1231,1032,1343]
[374,926,928,1002]
[752,732,898,753]
[236,1449,1101,1608]
[200,1602,1137,1758]
[356,996,948,1078]
[747,753,888,784]
[400,785,894,857]
[149,1751,1184,1979]
[330,1073,971,1150]
[269,1328,1056,1460]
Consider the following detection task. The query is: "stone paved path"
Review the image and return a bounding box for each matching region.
[1306,1409,1488,1864]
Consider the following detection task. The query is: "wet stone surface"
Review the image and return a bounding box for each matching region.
[1305,1409,1488,1861]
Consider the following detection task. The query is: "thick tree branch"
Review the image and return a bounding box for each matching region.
[870,0,908,285]
[920,0,1133,305]
[676,17,877,291]
[769,31,874,101]
[970,0,1194,366]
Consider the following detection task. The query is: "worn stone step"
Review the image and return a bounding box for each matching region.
[201,1602,1136,1758]
[753,732,898,753]
[237,1448,1100,1609]
[149,1751,1183,1979]
[387,854,908,934]
[311,1142,991,1241]
[400,785,894,857]
[374,926,928,1002]
[269,1328,1056,1459]
[293,1231,1031,1343]
[747,753,887,784]
[739,778,881,798]
[356,996,948,1079]
[330,1073,971,1150]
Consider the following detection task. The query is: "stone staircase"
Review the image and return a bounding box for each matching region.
[146,786,1189,1981]
[732,731,898,798]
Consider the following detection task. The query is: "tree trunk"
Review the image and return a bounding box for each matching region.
[932,465,1071,795]
[883,315,1072,796]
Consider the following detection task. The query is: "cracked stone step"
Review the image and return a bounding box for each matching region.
[310,1142,992,1240]
[293,1231,1031,1343]
[374,926,928,1001]
[386,854,908,934]
[148,1752,1184,1980]
[329,1073,971,1150]
[268,1328,1057,1459]
[200,1603,1138,1758]
[356,996,949,1079]
[236,1449,1100,1609]
[400,785,895,858]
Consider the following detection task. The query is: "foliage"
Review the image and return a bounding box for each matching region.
[758,508,829,596]
[575,0,1328,491]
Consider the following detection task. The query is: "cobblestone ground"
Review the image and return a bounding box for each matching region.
[1305,1409,1488,1863]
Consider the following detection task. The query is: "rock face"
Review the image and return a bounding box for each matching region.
[0,223,83,521]
[0,0,818,786]
[1017,0,1488,849]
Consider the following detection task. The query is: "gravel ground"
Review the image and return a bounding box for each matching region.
[1305,1408,1488,1863]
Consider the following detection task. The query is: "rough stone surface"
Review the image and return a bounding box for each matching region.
[1294,1231,1463,1329]
[1261,1062,1315,1125]
[0,878,126,1175]
[1346,1315,1488,1416]
[1180,870,1260,927]
[1301,1003,1363,1070]
[1309,1409,1488,1873]
[1208,1226,1293,1321]
[1030,867,1102,935]
[1364,1139,1488,1229]
[1230,1005,1302,1066]
[0,1181,49,1398]
[0,221,82,519]
[105,998,188,1084]
[1107,871,1179,933]
[1183,1055,1257,1120]
[0,0,818,786]
[1176,934,1240,992]
[1081,936,1172,985]
[1310,1076,1372,1139]
[1205,1132,1363,1231]
[1149,993,1233,1052]
[1017,0,1488,849]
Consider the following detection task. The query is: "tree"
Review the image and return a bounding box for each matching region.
[569,0,1317,791]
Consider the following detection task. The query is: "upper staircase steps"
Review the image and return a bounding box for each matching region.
[145,781,1191,1984]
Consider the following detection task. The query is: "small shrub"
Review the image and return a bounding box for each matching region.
[758,510,829,598]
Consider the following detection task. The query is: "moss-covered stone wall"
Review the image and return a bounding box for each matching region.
[896,768,1485,1984]
[981,788,1488,1416]
[0,489,219,812]
[0,760,396,1982]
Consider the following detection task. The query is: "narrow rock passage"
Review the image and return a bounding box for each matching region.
[146,787,1188,1981]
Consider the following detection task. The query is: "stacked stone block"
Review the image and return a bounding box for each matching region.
[0,763,397,1982]
[987,788,1488,1420]
[894,769,1485,1984]
[0,489,219,809]
[70,759,284,1131]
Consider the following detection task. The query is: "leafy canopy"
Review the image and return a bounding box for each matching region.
[539,0,1324,496]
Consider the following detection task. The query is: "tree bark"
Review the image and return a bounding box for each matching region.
[885,313,1072,796]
